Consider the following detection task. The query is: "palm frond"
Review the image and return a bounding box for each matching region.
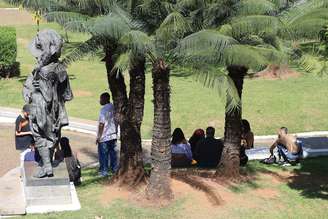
[230,15,279,39]
[119,30,155,55]
[112,52,131,77]
[45,11,90,30]
[89,14,131,40]
[223,45,286,71]
[299,53,328,75]
[175,29,237,64]
[62,37,102,66]
[156,11,191,42]
[234,0,277,16]
[283,18,328,40]
[279,0,328,25]
[193,67,241,113]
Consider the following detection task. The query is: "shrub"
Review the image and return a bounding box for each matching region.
[0,26,19,78]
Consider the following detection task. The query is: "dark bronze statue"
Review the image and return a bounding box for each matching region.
[23,29,73,178]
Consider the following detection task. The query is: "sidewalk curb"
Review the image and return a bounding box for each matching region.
[1,107,328,141]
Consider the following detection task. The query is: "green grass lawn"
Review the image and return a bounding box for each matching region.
[0,0,14,8]
[1,20,328,138]
[16,157,328,219]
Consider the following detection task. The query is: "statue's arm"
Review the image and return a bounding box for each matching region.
[57,66,73,101]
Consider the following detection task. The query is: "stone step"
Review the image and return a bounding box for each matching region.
[23,161,70,187]
[25,185,72,206]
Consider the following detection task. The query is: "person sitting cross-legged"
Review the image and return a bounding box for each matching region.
[194,127,224,168]
[269,127,303,166]
[171,128,193,168]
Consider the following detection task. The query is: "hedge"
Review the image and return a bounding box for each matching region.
[0,26,18,78]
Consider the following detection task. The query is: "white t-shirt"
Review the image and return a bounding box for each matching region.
[98,103,117,142]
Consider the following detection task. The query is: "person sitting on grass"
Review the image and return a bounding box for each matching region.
[240,119,254,166]
[171,128,193,168]
[269,127,303,166]
[194,127,223,168]
[188,128,205,159]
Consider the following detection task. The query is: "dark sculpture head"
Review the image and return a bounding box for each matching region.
[28,29,63,68]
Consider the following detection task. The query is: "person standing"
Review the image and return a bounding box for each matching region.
[96,92,118,177]
[15,104,34,151]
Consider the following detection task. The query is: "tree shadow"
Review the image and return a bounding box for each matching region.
[79,167,113,188]
[287,157,328,200]
[170,71,194,78]
[245,157,328,200]
[171,171,223,205]
[79,147,98,161]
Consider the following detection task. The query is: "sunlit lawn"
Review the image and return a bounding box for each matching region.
[1,21,328,138]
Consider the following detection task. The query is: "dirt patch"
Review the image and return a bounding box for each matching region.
[99,166,328,219]
[254,188,280,199]
[100,184,132,206]
[252,65,300,80]
[0,9,35,26]
[74,89,93,97]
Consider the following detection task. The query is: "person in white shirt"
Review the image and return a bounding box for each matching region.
[96,92,118,177]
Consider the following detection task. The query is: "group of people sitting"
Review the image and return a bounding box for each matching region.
[171,119,254,168]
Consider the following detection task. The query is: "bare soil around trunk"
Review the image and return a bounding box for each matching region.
[252,65,300,80]
[99,169,300,219]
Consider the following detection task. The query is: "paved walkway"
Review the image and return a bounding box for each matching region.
[1,106,328,175]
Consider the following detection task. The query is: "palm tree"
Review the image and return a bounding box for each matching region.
[10,0,151,186]
[279,0,328,75]
[146,58,173,200]
[175,1,288,177]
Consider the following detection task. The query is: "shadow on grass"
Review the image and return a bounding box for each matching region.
[287,157,328,200]
[170,71,194,78]
[80,147,98,160]
[79,167,114,188]
[245,157,328,200]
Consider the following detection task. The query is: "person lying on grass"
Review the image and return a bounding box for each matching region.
[269,127,303,165]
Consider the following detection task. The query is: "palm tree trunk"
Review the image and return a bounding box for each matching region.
[217,65,248,178]
[104,48,145,187]
[117,56,146,187]
[146,59,173,200]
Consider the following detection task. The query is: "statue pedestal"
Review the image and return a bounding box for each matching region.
[22,160,80,213]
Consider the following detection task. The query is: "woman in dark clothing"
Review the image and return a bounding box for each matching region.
[240,119,254,166]
[188,129,205,159]
[60,137,81,185]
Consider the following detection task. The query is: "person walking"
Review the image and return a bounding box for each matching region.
[96,92,118,177]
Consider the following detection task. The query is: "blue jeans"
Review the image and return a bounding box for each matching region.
[277,144,301,162]
[98,139,118,176]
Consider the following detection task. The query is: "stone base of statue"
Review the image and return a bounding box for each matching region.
[22,160,81,214]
